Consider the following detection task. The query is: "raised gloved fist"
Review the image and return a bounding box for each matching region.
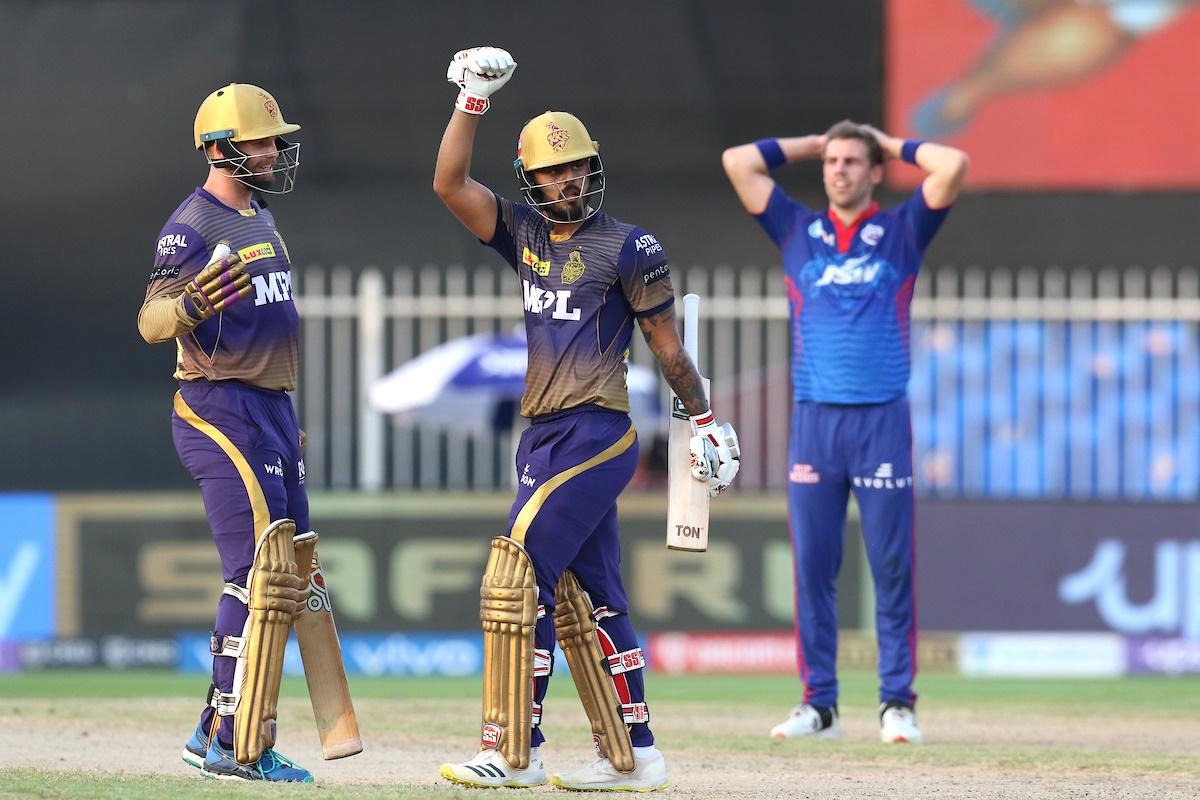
[688,412,741,497]
[447,46,516,115]
[180,245,251,322]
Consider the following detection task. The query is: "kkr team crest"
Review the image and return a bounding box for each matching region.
[546,121,570,152]
[561,250,586,284]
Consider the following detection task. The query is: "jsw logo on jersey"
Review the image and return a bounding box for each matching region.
[814,255,882,287]
[252,271,293,306]
[523,279,581,321]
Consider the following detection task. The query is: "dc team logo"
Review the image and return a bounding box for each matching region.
[482,723,503,749]
[861,223,885,246]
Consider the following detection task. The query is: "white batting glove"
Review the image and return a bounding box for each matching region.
[447,46,516,115]
[688,412,741,497]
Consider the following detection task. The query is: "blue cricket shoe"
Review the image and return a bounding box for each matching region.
[199,735,314,782]
[181,721,209,770]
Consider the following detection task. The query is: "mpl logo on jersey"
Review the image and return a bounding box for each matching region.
[522,279,581,320]
[252,271,293,307]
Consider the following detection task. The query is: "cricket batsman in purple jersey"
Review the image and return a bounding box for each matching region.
[432,47,740,792]
[137,83,313,782]
[723,122,968,744]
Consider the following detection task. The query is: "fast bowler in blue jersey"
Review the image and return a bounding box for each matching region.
[433,46,739,792]
[723,121,968,744]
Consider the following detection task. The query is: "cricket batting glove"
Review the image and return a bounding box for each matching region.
[688,412,741,497]
[181,248,250,322]
[447,46,516,115]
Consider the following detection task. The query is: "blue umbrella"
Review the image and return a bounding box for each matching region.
[369,331,663,433]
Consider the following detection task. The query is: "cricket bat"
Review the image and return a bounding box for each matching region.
[665,293,711,552]
[293,534,364,759]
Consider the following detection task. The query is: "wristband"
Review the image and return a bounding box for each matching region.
[901,139,925,165]
[689,411,715,436]
[455,90,490,115]
[754,139,786,170]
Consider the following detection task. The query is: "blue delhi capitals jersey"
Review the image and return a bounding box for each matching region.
[755,185,950,404]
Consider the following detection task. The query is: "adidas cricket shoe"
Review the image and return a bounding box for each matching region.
[199,738,313,782]
[770,703,841,740]
[181,721,209,769]
[880,702,923,744]
[439,747,549,789]
[551,748,670,792]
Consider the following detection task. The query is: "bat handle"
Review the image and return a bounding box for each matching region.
[682,293,700,362]
[208,242,232,267]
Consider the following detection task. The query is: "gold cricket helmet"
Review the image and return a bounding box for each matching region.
[514,111,605,223]
[193,83,300,149]
[194,83,302,195]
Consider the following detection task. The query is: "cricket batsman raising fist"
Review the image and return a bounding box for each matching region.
[138,83,315,782]
[433,46,739,792]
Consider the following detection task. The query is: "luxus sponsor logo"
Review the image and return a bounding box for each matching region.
[851,463,913,489]
[522,279,581,320]
[814,254,882,287]
[808,220,835,246]
[635,234,663,255]
[861,223,885,246]
[522,246,551,276]
[157,233,188,257]
[237,241,277,264]
[520,464,537,488]
[253,270,293,306]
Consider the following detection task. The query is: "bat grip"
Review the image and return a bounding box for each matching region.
[207,242,232,267]
[683,293,700,362]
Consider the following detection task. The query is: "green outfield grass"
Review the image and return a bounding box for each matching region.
[4,668,1199,714]
[3,670,1199,798]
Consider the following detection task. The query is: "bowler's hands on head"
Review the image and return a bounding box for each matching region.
[181,245,250,322]
[688,415,741,497]
[447,46,516,115]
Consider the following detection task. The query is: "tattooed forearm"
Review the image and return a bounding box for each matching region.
[638,307,710,416]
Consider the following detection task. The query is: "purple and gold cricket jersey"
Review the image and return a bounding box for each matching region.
[755,184,950,404]
[143,187,299,390]
[485,194,675,418]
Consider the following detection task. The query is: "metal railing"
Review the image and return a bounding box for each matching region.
[294,264,1200,500]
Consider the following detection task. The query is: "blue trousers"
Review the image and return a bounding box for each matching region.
[504,406,652,748]
[172,379,308,745]
[786,397,917,709]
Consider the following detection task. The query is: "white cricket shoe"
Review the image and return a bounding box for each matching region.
[769,704,842,740]
[551,748,670,792]
[439,747,549,788]
[880,703,923,744]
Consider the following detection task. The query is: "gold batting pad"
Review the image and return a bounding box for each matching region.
[479,536,538,770]
[554,570,635,773]
[233,519,305,765]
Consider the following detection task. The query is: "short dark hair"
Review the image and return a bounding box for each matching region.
[823,120,884,166]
